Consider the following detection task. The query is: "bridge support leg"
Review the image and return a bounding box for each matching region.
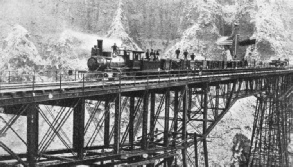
[129,96,135,150]
[73,98,85,159]
[203,85,209,167]
[164,89,170,167]
[27,103,39,167]
[150,92,156,143]
[104,100,110,147]
[194,133,199,167]
[147,92,156,167]
[249,76,290,167]
[114,93,121,154]
[173,90,179,166]
[142,91,149,150]
[188,88,192,119]
[182,86,188,167]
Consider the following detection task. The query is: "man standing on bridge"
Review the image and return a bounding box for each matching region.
[183,49,188,60]
[175,48,180,59]
[112,43,119,56]
[150,49,155,60]
[145,49,150,60]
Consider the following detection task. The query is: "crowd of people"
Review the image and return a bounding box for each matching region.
[144,48,197,61]
[145,49,160,61]
[175,48,195,60]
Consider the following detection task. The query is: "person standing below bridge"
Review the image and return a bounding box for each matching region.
[183,49,188,60]
[175,48,180,59]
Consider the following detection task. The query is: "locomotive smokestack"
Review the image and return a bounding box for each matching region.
[97,39,103,55]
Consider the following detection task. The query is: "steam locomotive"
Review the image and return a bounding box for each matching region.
[87,39,248,78]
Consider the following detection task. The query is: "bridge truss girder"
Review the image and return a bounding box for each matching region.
[1,74,293,166]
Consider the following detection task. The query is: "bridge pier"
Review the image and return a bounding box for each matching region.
[249,75,293,167]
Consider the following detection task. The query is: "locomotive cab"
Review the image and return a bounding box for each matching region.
[126,51,143,71]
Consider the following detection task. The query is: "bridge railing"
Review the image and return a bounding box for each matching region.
[1,67,293,93]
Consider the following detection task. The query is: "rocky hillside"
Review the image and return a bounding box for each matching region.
[1,0,293,70]
[125,0,293,62]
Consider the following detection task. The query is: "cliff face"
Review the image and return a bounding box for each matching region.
[0,0,117,36]
[124,0,186,50]
[254,0,293,61]
[1,0,293,65]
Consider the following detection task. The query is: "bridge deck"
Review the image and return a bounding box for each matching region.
[0,68,291,107]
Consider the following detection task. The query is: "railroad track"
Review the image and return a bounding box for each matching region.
[0,68,289,93]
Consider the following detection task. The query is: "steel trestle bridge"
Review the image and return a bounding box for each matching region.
[1,68,293,167]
